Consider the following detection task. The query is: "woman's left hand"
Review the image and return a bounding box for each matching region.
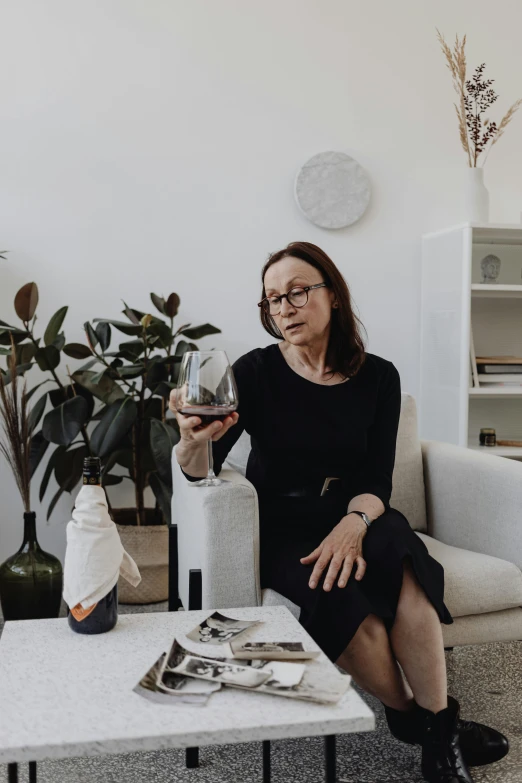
[300,514,367,591]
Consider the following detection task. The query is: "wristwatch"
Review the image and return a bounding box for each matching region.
[349,510,372,529]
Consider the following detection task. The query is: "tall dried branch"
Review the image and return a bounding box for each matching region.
[437,29,521,166]
[437,29,472,167]
[491,98,522,145]
[0,341,32,511]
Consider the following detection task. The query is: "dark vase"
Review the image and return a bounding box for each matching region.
[0,512,63,621]
[67,584,118,635]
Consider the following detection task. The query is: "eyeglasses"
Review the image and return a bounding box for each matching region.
[258,282,328,316]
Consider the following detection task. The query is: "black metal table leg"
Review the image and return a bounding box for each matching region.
[168,524,181,611]
[7,763,17,783]
[185,569,203,768]
[325,735,336,783]
[28,762,37,782]
[262,740,271,783]
[186,747,199,768]
[188,569,202,611]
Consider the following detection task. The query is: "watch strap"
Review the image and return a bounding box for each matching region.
[350,510,371,529]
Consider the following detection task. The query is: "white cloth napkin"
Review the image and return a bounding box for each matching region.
[63,485,142,610]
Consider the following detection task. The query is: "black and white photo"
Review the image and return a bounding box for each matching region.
[231,641,320,661]
[171,654,272,688]
[186,611,260,644]
[133,652,219,706]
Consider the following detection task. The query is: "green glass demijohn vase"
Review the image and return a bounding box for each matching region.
[0,511,63,620]
[0,347,63,621]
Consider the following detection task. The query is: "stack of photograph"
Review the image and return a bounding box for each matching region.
[133,612,351,706]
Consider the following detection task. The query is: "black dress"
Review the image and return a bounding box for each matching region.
[181,344,453,663]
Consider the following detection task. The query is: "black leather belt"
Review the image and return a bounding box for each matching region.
[270,477,348,498]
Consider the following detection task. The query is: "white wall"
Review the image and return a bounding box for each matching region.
[1,0,522,563]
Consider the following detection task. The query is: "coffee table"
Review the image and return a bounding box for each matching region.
[0,605,374,782]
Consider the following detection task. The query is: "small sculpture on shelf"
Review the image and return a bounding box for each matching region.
[480,254,501,283]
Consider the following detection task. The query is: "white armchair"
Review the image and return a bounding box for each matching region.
[171,394,522,647]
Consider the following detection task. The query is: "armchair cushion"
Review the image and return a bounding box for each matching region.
[417,532,522,618]
[262,587,300,618]
[421,439,522,571]
[172,457,262,610]
[389,394,427,532]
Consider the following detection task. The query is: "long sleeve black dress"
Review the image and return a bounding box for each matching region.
[180,343,453,663]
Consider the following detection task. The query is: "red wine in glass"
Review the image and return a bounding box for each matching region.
[176,350,239,486]
[180,405,237,425]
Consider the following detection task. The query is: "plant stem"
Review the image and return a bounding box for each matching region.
[26,327,93,453]
[26,329,65,392]
[474,93,479,166]
[132,423,143,525]
[66,364,92,455]
[91,348,136,393]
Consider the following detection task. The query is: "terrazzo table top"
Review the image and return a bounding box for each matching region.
[0,605,374,765]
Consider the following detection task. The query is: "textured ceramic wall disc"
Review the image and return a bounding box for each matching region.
[294,151,371,229]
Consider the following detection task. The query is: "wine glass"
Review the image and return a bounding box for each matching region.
[175,350,238,486]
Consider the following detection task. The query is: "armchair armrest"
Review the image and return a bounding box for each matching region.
[421,439,522,570]
[171,454,261,610]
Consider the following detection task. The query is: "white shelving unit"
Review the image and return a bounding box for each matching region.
[420,223,522,461]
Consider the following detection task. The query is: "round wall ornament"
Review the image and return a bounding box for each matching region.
[294,151,371,229]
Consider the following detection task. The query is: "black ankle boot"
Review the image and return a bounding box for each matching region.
[418,698,473,783]
[383,696,509,767]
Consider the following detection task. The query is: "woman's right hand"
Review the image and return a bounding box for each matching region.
[169,388,239,445]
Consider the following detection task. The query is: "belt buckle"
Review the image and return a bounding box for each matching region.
[320,477,340,497]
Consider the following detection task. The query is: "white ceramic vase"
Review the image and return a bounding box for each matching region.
[465,167,489,223]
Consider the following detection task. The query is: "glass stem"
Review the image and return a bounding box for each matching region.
[207,439,216,479]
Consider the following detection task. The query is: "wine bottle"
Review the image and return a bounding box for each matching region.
[67,457,119,635]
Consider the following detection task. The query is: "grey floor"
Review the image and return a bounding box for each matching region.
[1,600,520,783]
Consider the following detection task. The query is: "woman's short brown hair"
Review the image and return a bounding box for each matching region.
[259,241,367,380]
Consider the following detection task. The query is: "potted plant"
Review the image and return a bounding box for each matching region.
[437,29,522,222]
[0,283,221,603]
[0,344,63,620]
[74,297,220,602]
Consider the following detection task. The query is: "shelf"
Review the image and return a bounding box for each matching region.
[423,223,522,242]
[422,223,522,447]
[469,387,522,398]
[471,284,522,298]
[471,224,522,245]
[468,443,522,459]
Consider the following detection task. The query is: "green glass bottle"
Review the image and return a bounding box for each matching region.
[0,512,63,620]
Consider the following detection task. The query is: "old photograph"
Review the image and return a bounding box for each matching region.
[171,654,272,688]
[231,641,320,661]
[133,652,219,706]
[255,661,306,689]
[226,658,351,704]
[186,611,261,644]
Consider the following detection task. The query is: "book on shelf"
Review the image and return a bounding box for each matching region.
[476,356,522,369]
[479,366,522,374]
[470,320,479,388]
[477,374,522,384]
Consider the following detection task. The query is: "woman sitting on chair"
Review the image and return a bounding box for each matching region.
[171,241,508,783]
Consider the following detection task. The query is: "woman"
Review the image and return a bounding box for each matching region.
[172,242,508,783]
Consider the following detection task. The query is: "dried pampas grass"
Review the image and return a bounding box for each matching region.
[0,343,32,512]
[437,29,472,167]
[437,29,521,166]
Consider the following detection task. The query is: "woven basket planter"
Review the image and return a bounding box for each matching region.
[113,509,169,604]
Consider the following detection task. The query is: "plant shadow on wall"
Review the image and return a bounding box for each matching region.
[0,285,221,526]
